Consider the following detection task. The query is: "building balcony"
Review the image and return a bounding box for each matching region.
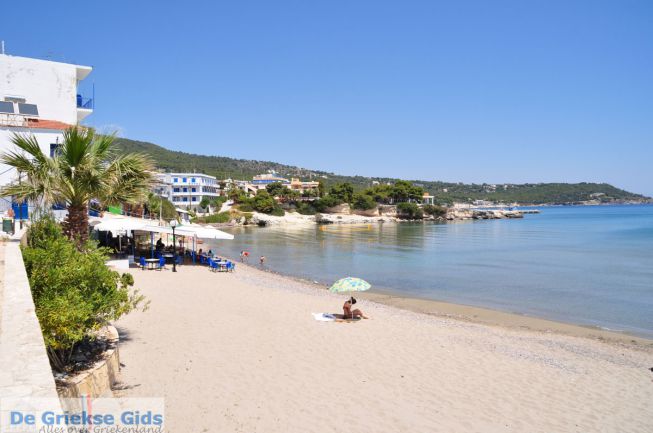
[77,95,93,109]
[76,94,93,122]
[171,190,220,196]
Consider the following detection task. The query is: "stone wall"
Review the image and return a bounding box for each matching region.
[57,326,120,399]
[0,236,59,399]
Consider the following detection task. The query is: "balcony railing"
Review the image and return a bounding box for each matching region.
[76,94,94,109]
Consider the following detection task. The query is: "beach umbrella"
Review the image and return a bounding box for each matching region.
[330,277,371,293]
[330,277,371,319]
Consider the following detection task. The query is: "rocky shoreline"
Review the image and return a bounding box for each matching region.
[212,206,537,227]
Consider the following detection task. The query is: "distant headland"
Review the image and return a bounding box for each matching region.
[114,137,650,207]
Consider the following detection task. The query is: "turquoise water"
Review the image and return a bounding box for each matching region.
[209,205,653,338]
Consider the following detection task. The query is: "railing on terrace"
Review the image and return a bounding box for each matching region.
[0,113,28,127]
[76,95,94,109]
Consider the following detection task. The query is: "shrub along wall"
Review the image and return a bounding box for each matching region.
[22,216,145,372]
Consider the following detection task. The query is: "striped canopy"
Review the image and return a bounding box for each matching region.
[329,277,371,293]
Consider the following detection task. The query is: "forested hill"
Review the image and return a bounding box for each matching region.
[113,137,650,205]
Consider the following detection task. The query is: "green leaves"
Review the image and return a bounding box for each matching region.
[23,216,146,371]
[396,202,424,219]
[328,182,354,203]
[352,193,377,210]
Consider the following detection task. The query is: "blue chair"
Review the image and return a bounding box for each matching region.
[139,256,146,270]
[176,255,183,266]
[209,258,219,272]
[157,256,165,270]
[227,261,235,272]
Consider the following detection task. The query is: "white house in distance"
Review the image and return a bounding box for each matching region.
[249,173,320,195]
[0,52,93,215]
[155,173,221,208]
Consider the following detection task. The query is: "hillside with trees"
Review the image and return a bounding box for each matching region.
[113,137,650,205]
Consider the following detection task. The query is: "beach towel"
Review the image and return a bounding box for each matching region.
[312,313,336,322]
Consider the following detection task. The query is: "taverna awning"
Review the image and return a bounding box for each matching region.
[90,216,149,233]
[139,224,234,240]
[91,217,234,240]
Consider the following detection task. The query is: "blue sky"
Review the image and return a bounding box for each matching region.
[3,1,652,195]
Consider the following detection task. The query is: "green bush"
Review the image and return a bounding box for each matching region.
[194,211,231,224]
[252,191,277,213]
[237,201,254,212]
[270,206,285,217]
[210,196,227,208]
[296,202,316,215]
[313,195,343,212]
[26,214,64,249]
[423,204,447,217]
[329,182,354,203]
[266,182,291,198]
[352,193,377,210]
[396,202,424,219]
[23,217,145,372]
[228,188,248,203]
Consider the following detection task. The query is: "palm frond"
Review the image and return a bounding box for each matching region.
[61,127,93,169]
[9,133,49,163]
[89,133,115,161]
[100,153,155,205]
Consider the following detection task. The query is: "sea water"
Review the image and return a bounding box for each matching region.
[208,205,653,338]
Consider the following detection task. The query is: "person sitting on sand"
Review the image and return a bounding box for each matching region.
[343,297,368,319]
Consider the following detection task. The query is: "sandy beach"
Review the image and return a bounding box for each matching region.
[114,262,653,433]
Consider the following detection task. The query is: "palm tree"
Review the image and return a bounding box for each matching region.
[0,127,154,243]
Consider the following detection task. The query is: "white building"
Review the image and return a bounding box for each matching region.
[0,53,93,214]
[155,173,221,208]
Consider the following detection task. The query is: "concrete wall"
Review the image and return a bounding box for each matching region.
[0,54,86,125]
[0,237,59,399]
[0,128,63,187]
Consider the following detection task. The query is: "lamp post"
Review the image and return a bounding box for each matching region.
[170,219,178,272]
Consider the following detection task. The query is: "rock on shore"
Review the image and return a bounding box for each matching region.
[245,207,527,226]
[446,209,524,220]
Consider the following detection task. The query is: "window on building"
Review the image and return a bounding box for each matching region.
[182,177,187,183]
[191,178,196,183]
[183,197,188,202]
[191,188,196,193]
[183,188,187,193]
[173,188,180,193]
[192,197,197,202]
[173,178,178,183]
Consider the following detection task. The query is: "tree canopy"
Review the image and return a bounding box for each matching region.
[1,128,154,242]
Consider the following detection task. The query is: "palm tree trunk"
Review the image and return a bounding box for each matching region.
[63,204,89,243]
